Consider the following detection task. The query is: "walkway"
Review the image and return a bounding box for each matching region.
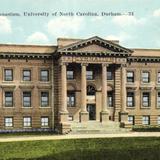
[0,132,160,142]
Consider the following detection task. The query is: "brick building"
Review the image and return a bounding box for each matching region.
[0,36,160,134]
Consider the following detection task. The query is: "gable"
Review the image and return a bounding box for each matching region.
[57,36,133,56]
[75,44,111,52]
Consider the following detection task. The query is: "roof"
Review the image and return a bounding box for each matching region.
[0,44,57,54]
[132,49,160,57]
[0,37,159,59]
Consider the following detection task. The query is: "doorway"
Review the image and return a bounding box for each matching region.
[87,104,96,120]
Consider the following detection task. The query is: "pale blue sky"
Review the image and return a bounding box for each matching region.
[0,0,160,48]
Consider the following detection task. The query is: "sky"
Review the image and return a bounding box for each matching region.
[0,0,160,49]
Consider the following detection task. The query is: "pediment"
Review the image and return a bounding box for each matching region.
[75,44,111,52]
[58,36,133,56]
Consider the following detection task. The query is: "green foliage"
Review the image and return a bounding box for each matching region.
[0,137,160,159]
[132,125,160,132]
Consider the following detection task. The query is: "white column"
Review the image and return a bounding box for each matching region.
[61,62,68,113]
[81,63,87,112]
[80,63,88,122]
[121,64,127,112]
[102,63,109,112]
[101,63,109,122]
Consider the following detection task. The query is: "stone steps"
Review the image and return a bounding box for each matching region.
[69,121,131,134]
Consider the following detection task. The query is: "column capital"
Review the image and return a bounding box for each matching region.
[59,62,68,66]
[121,63,128,68]
[81,63,88,67]
[102,63,109,67]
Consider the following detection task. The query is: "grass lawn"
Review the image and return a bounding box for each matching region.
[0,132,55,137]
[0,137,160,160]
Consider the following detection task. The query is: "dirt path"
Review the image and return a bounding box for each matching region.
[0,132,160,142]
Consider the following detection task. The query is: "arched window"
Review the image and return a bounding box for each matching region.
[87,85,96,96]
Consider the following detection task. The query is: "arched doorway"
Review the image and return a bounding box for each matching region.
[87,85,96,120]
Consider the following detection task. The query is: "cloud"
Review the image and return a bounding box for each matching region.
[91,16,104,22]
[0,17,12,34]
[153,8,160,17]
[106,32,132,43]
[112,16,146,27]
[47,16,84,37]
[26,32,49,44]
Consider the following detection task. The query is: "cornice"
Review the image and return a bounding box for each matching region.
[0,53,53,59]
[127,56,160,62]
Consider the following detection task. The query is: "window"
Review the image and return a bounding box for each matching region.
[157,92,160,107]
[4,69,13,81]
[23,117,31,127]
[86,71,94,80]
[41,117,49,127]
[127,71,134,83]
[142,92,150,107]
[142,71,150,83]
[67,92,75,107]
[67,71,74,80]
[87,85,96,96]
[40,69,49,81]
[107,71,113,80]
[128,115,135,125]
[23,70,31,81]
[127,92,134,107]
[23,92,31,107]
[5,92,13,107]
[158,72,160,83]
[142,116,150,125]
[108,92,113,107]
[5,117,13,127]
[41,92,49,107]
[157,116,160,125]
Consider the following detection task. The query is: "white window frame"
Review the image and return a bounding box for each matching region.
[142,92,150,107]
[142,116,150,125]
[41,117,49,127]
[157,116,160,125]
[127,71,134,83]
[128,115,134,125]
[127,92,134,107]
[23,117,31,127]
[5,117,13,127]
[142,71,150,83]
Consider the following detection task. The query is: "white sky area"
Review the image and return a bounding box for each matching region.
[0,0,159,48]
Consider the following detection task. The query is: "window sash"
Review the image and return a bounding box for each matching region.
[142,93,150,107]
[157,116,160,125]
[107,71,113,80]
[67,71,74,79]
[40,70,49,81]
[5,69,13,81]
[158,72,160,83]
[5,92,13,107]
[108,93,113,107]
[41,117,49,127]
[86,71,94,80]
[67,93,75,107]
[23,70,31,81]
[127,72,134,82]
[23,92,31,107]
[127,93,134,107]
[142,72,149,83]
[5,118,13,127]
[157,93,160,107]
[142,116,150,125]
[128,116,134,124]
[23,117,31,127]
[41,92,49,107]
